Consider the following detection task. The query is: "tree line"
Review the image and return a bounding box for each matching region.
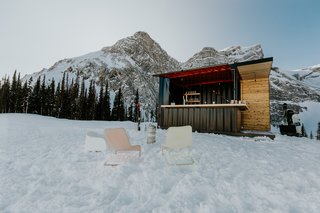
[0,71,141,122]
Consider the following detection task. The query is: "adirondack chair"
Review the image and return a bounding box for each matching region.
[85,131,106,152]
[103,128,141,166]
[162,125,194,165]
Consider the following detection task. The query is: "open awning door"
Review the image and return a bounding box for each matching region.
[236,58,273,80]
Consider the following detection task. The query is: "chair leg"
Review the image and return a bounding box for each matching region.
[161,146,165,155]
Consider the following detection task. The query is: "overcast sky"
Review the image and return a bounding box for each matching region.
[1,0,319,78]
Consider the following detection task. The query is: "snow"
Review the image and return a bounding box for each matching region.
[299,101,320,136]
[22,48,136,87]
[1,114,320,212]
[270,99,320,136]
[282,66,320,90]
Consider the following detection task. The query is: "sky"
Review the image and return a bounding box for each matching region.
[1,0,320,78]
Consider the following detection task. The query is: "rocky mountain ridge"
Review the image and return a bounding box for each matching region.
[181,45,264,69]
[22,31,320,125]
[23,32,181,115]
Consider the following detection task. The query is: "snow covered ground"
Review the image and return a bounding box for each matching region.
[1,114,320,213]
[299,101,320,136]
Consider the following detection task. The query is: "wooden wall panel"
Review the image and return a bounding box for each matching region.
[240,78,270,131]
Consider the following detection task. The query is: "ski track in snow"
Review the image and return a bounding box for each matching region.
[1,114,320,213]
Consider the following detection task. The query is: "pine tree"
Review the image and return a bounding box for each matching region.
[317,122,320,140]
[55,82,61,117]
[301,124,308,137]
[59,72,71,118]
[111,88,125,121]
[70,75,80,120]
[102,82,111,120]
[87,80,96,120]
[134,89,140,122]
[40,76,47,115]
[79,79,87,120]
[16,73,24,113]
[21,81,28,113]
[9,70,18,112]
[64,74,71,119]
[95,84,104,120]
[310,131,313,140]
[0,77,8,113]
[22,77,33,113]
[134,89,141,130]
[118,88,125,121]
[47,79,56,117]
[62,73,69,118]
[29,76,41,114]
[58,73,66,118]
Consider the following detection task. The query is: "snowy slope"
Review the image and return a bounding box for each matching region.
[1,114,320,212]
[270,67,320,134]
[282,64,320,90]
[299,101,320,136]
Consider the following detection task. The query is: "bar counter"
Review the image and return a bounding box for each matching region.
[159,104,248,133]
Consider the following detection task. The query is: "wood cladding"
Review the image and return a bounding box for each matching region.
[240,78,270,131]
[237,61,273,80]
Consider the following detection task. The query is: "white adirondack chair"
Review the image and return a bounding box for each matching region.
[162,125,194,165]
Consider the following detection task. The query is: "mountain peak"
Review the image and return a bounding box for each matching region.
[181,44,264,69]
[102,31,180,73]
[182,47,227,69]
[220,44,263,62]
[200,47,219,54]
[105,31,157,53]
[133,31,152,40]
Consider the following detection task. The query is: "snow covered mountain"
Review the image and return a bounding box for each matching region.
[23,32,181,115]
[282,64,320,90]
[22,32,266,115]
[22,31,320,131]
[182,45,264,69]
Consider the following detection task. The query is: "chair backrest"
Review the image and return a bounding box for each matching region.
[164,125,192,149]
[104,128,131,150]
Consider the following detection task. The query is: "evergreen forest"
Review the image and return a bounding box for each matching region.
[0,71,142,122]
